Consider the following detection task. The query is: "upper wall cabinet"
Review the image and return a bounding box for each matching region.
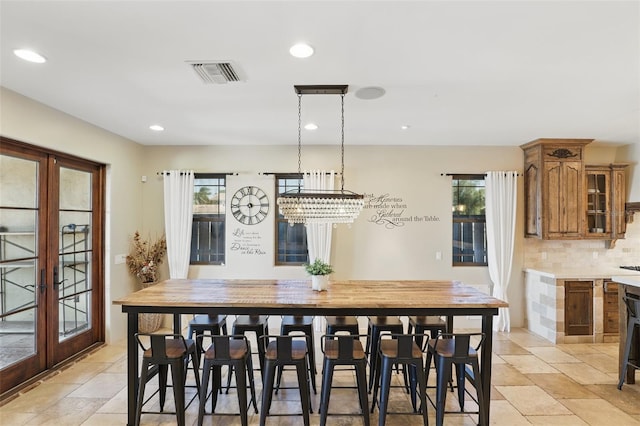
[584,164,628,240]
[521,138,628,241]
[521,138,592,239]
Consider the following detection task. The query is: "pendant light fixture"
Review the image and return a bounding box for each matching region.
[277,85,364,225]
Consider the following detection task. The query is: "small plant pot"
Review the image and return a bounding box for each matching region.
[311,275,329,291]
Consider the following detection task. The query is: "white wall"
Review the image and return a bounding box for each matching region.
[1,87,144,343]
[3,86,639,343]
[139,144,526,327]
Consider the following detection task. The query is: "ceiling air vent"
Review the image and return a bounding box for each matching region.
[189,61,242,84]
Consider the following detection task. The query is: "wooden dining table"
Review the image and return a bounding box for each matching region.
[114,278,508,426]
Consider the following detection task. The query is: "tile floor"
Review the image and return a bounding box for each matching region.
[1,326,639,425]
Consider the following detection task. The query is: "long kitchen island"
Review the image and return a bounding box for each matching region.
[612,275,640,386]
[114,278,508,426]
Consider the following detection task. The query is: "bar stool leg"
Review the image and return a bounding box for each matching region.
[319,360,334,425]
[618,318,636,390]
[377,357,394,426]
[170,359,186,426]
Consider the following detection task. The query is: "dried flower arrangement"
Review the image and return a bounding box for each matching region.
[126,231,167,286]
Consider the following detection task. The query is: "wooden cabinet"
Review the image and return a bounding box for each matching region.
[521,138,628,240]
[521,138,592,239]
[584,164,628,240]
[603,280,619,334]
[565,280,593,336]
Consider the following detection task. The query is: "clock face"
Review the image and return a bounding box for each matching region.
[230,186,270,225]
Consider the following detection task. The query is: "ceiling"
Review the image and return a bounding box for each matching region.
[1,1,638,147]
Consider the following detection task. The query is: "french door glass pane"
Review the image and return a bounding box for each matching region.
[58,167,92,342]
[0,310,36,370]
[0,153,39,369]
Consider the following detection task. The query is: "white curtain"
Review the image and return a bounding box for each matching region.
[304,170,335,263]
[485,171,518,332]
[163,170,194,279]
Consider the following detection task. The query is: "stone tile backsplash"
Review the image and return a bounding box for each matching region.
[523,220,640,270]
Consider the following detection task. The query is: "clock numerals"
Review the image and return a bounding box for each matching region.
[231,186,270,225]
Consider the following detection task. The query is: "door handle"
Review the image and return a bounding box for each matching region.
[39,268,46,294]
[53,265,66,289]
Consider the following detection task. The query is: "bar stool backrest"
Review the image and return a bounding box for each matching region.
[197,334,249,360]
[379,333,425,359]
[135,333,189,363]
[321,334,367,360]
[433,332,485,361]
[261,335,306,362]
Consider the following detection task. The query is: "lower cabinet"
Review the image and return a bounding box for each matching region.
[603,281,619,334]
[565,280,593,336]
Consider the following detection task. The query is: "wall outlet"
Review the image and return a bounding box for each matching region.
[592,251,598,259]
[435,251,442,260]
[115,254,127,264]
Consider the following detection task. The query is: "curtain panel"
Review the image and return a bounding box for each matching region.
[162,170,194,279]
[485,171,518,332]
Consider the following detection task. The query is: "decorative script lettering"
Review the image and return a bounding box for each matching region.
[230,227,266,255]
[363,193,440,229]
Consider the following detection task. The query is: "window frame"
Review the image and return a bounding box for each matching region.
[190,173,226,265]
[451,174,487,267]
[274,173,309,266]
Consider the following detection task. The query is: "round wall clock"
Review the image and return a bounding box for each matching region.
[230,185,270,225]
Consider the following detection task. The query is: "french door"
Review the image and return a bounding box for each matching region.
[0,138,104,395]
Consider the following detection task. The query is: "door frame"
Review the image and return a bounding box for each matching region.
[0,137,105,394]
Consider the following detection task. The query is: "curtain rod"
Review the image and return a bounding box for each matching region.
[441,172,521,177]
[156,171,238,176]
[259,171,342,176]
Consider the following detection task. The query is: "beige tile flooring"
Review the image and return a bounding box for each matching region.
[1,327,639,425]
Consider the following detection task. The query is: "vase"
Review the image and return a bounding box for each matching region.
[138,280,163,332]
[311,275,329,291]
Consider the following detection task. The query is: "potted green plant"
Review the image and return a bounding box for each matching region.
[304,259,333,291]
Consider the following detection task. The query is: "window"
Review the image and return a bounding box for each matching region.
[452,175,487,266]
[275,174,308,265]
[190,174,225,265]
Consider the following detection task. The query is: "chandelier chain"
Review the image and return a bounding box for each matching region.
[297,93,302,175]
[340,93,345,191]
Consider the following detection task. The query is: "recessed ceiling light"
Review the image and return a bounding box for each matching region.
[289,43,314,58]
[304,123,318,130]
[401,125,411,130]
[355,86,386,100]
[13,49,46,63]
[149,124,165,132]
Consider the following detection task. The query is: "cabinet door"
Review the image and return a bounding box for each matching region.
[611,168,626,238]
[585,170,610,237]
[565,281,593,336]
[544,161,583,237]
[603,281,618,334]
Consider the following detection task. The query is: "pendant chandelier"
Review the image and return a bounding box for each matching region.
[277,85,364,225]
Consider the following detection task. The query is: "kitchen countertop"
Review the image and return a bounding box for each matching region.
[524,267,640,280]
[611,275,640,288]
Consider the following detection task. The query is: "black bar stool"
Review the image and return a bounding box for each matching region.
[370,333,429,426]
[366,316,404,392]
[259,334,313,426]
[408,316,447,346]
[226,315,269,391]
[618,292,640,390]
[196,335,258,426]
[187,314,228,360]
[319,334,370,426]
[425,332,485,426]
[134,333,200,426]
[277,315,317,393]
[326,316,360,335]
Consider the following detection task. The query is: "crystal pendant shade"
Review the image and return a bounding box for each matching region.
[277,190,364,225]
[277,84,364,225]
